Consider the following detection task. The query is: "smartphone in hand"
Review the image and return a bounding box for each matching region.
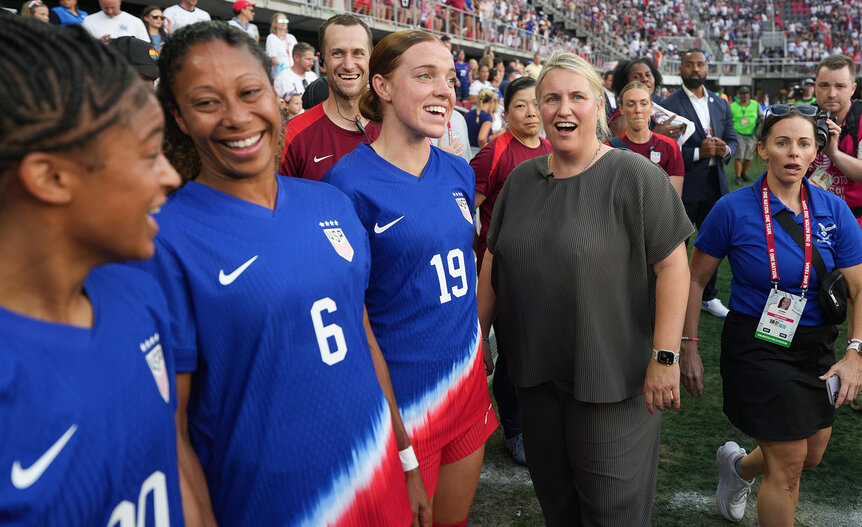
[826,375,841,406]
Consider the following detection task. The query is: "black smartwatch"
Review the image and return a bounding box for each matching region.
[652,348,679,365]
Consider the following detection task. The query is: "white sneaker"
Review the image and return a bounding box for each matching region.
[716,441,753,522]
[702,298,730,318]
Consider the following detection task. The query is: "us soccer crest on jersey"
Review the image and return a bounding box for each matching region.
[320,220,354,262]
[140,332,170,403]
[453,192,473,224]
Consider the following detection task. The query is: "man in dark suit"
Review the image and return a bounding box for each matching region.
[662,49,737,318]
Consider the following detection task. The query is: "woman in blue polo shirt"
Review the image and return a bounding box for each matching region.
[680,105,862,525]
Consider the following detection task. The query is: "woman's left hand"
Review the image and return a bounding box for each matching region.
[819,350,862,407]
[643,361,681,414]
[405,468,432,527]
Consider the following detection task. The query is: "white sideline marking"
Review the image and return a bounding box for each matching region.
[479,463,533,486]
[668,490,862,526]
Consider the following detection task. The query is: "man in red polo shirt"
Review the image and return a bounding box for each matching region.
[279,14,379,181]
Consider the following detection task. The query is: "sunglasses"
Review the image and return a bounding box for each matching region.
[766,104,817,118]
[149,14,165,19]
[277,18,289,23]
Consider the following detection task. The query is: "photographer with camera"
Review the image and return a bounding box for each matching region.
[807,55,862,228]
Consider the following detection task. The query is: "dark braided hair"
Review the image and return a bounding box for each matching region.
[157,21,272,183]
[0,13,142,175]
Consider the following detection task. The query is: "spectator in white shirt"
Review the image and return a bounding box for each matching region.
[228,0,258,42]
[265,12,297,75]
[163,0,210,33]
[274,42,318,99]
[469,64,493,105]
[82,0,149,42]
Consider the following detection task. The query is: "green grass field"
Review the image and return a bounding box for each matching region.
[469,160,862,526]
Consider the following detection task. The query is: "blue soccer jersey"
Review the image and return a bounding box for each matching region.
[0,265,183,526]
[135,176,411,527]
[324,145,495,465]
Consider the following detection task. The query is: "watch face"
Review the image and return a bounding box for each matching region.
[657,350,676,365]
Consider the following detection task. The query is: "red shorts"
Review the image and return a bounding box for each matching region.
[411,347,498,496]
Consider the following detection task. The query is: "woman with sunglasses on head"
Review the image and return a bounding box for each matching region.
[324,30,498,527]
[0,15,186,523]
[141,21,429,527]
[141,5,169,50]
[682,103,862,525]
[49,0,87,25]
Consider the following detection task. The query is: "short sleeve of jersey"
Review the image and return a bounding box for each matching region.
[471,141,495,197]
[694,194,734,260]
[657,134,685,177]
[638,157,694,264]
[135,242,199,373]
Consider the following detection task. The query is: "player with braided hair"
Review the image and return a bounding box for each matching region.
[0,14,192,524]
[139,21,428,526]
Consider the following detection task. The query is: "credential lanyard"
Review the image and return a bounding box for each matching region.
[761,178,812,292]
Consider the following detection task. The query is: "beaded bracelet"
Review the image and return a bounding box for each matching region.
[681,337,699,342]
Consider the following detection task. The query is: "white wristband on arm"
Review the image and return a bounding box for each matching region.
[399,446,419,472]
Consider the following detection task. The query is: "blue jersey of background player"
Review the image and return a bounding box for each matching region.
[0,16,184,525]
[1,268,184,526]
[140,176,412,526]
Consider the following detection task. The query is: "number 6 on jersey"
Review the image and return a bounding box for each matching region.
[430,248,468,304]
[310,297,348,365]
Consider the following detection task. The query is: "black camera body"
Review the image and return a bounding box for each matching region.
[815,109,838,151]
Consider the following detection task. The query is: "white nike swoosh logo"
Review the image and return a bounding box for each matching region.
[313,154,334,163]
[218,255,259,285]
[373,216,404,234]
[11,424,77,490]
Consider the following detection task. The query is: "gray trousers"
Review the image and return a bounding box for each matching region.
[517,381,660,527]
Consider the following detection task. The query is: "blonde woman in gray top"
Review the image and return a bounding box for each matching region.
[477,51,693,526]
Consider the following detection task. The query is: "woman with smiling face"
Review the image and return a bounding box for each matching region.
[324,30,498,527]
[476,51,692,526]
[682,107,862,525]
[0,15,184,523]
[612,81,685,196]
[143,22,427,527]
